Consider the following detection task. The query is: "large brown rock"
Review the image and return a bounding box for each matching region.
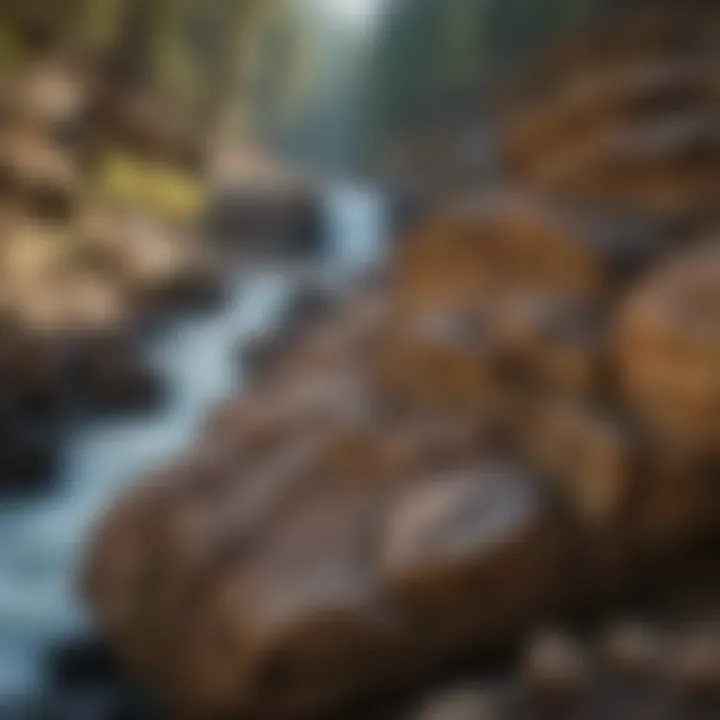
[616,242,720,454]
[500,5,720,219]
[395,192,671,317]
[83,361,563,718]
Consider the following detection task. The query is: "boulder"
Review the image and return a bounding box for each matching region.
[206,183,326,259]
[379,466,562,657]
[616,242,720,454]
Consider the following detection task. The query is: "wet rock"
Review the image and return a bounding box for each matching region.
[631,447,720,559]
[206,184,326,258]
[413,685,500,720]
[601,621,667,681]
[0,112,82,217]
[518,399,637,526]
[285,283,337,334]
[375,309,509,418]
[29,691,123,720]
[240,288,385,392]
[139,261,227,316]
[64,335,166,416]
[671,630,720,697]
[0,415,61,492]
[500,6,720,219]
[96,85,205,172]
[387,183,437,236]
[43,634,167,718]
[31,687,164,720]
[4,48,87,127]
[79,7,720,718]
[380,465,562,655]
[78,209,224,318]
[240,328,293,384]
[84,389,553,719]
[522,631,592,703]
[48,635,122,690]
[395,192,669,316]
[190,490,398,718]
[492,292,604,397]
[239,285,338,385]
[617,242,720,454]
[0,336,68,416]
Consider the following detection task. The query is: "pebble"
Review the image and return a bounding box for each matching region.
[414,685,500,720]
[522,631,592,702]
[601,621,666,680]
[672,630,720,697]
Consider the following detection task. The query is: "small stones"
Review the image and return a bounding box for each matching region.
[601,621,667,681]
[671,629,720,697]
[413,685,500,720]
[522,631,592,703]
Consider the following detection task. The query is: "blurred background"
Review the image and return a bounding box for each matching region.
[0,0,718,718]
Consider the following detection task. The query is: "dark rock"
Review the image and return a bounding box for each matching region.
[206,186,326,259]
[0,332,69,417]
[285,284,337,334]
[0,415,62,493]
[141,264,228,317]
[240,328,293,385]
[239,285,336,385]
[48,635,123,691]
[29,687,166,720]
[62,335,167,416]
[28,690,120,720]
[85,361,167,416]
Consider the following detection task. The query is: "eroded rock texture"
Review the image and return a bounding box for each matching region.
[0,29,226,491]
[84,5,720,719]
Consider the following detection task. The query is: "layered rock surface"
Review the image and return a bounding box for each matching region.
[84,5,720,719]
[0,30,223,491]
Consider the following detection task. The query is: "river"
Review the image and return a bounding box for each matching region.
[0,182,387,717]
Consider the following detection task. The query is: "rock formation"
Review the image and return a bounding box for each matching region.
[0,16,223,491]
[83,5,720,718]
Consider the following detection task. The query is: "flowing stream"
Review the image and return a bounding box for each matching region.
[0,182,387,715]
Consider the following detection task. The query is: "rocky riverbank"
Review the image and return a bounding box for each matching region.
[0,34,233,494]
[83,5,720,719]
